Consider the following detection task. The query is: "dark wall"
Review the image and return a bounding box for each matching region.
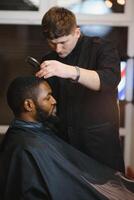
[0,24,50,124]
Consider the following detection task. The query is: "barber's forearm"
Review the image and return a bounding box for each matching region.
[36,60,100,91]
[73,67,101,91]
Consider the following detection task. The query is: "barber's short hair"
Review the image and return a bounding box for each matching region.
[42,6,77,39]
[7,76,45,116]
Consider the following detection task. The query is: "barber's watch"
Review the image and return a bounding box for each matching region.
[71,66,80,83]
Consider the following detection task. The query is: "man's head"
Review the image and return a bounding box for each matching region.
[42,6,81,58]
[7,76,56,122]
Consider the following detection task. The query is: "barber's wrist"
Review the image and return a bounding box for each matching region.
[71,66,80,83]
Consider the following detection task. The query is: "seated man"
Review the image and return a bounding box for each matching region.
[0,76,134,200]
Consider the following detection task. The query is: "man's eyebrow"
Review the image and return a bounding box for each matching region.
[47,89,52,94]
[49,38,68,44]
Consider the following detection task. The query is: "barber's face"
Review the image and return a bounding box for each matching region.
[47,28,81,58]
[35,82,56,122]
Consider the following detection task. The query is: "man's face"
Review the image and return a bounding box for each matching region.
[47,28,81,58]
[34,82,56,122]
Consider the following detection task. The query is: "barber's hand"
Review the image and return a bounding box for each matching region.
[36,60,76,79]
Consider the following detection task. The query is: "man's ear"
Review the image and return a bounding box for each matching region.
[24,99,35,112]
[75,27,81,38]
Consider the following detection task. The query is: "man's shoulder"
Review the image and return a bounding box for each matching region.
[82,35,110,46]
[80,35,104,51]
[1,127,44,152]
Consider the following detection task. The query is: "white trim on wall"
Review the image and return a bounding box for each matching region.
[0,125,9,134]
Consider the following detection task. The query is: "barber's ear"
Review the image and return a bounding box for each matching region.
[75,27,81,37]
[24,99,35,112]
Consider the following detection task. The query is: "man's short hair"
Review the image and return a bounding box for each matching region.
[7,76,45,116]
[42,6,77,39]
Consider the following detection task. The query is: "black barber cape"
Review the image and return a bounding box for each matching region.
[0,120,134,200]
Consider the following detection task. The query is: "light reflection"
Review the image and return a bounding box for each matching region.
[80,25,112,37]
[117,0,125,6]
[105,0,113,8]
[70,0,112,15]
[57,0,125,13]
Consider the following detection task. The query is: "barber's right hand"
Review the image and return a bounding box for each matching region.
[36,60,77,80]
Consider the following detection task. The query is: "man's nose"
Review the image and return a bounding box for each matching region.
[50,96,56,105]
[55,44,62,53]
